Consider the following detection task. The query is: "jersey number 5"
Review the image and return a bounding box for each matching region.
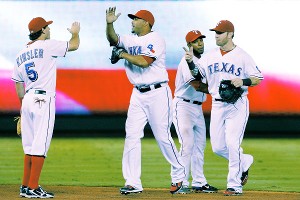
[25,62,38,82]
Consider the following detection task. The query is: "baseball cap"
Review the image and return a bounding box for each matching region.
[128,10,155,26]
[209,20,234,33]
[186,30,206,43]
[28,17,53,34]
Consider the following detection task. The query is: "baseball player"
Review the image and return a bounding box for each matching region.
[185,20,263,196]
[172,30,218,193]
[12,17,80,198]
[105,7,186,195]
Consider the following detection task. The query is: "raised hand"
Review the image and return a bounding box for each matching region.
[106,7,121,24]
[183,46,193,63]
[67,22,80,34]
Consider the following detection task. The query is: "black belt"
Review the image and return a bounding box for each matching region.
[215,98,225,102]
[34,90,46,95]
[182,98,202,105]
[136,83,162,93]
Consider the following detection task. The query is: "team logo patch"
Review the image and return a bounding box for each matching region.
[147,44,155,53]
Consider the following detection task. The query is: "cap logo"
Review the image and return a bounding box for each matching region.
[193,30,200,35]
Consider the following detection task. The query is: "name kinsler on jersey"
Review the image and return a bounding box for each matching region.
[16,48,44,67]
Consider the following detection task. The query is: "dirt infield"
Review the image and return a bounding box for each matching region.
[2,185,299,200]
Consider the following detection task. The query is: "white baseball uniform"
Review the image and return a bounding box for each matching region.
[197,46,263,191]
[12,40,68,156]
[117,31,185,190]
[173,55,208,188]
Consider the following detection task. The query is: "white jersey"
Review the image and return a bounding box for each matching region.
[12,40,68,93]
[172,54,209,188]
[174,55,206,102]
[117,31,169,86]
[117,31,185,189]
[197,46,264,99]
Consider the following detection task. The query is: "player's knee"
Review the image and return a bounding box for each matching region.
[212,146,226,156]
[125,126,144,139]
[226,140,240,151]
[177,126,192,135]
[124,129,144,139]
[180,145,193,156]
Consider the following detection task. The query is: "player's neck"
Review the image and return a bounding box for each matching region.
[194,52,202,59]
[136,27,152,37]
[220,42,236,52]
[27,34,47,45]
[220,45,236,56]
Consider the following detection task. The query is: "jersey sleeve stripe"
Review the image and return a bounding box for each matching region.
[185,77,195,85]
[64,42,68,57]
[250,75,264,80]
[11,78,24,83]
[199,70,206,78]
[140,53,157,60]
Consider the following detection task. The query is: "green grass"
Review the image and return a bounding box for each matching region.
[0,137,299,192]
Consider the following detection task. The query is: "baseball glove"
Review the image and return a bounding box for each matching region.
[218,80,243,104]
[110,47,127,64]
[14,116,21,137]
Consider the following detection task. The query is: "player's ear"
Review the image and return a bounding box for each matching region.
[228,32,234,39]
[42,25,48,32]
[144,20,150,28]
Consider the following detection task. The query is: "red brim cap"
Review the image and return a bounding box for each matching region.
[28,17,53,34]
[209,20,234,32]
[186,30,206,43]
[128,10,155,26]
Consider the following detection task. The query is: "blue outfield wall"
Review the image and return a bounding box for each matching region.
[0,114,299,138]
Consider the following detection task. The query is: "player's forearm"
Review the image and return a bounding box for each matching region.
[187,61,201,78]
[232,77,262,87]
[68,33,80,51]
[249,77,261,86]
[190,81,209,94]
[106,23,118,46]
[120,53,149,68]
[15,82,25,104]
[197,83,209,94]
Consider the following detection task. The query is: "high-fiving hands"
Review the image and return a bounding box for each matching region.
[106,7,121,24]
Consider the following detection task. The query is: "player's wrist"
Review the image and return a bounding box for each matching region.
[119,51,125,59]
[242,78,252,86]
[187,61,196,70]
[191,68,199,77]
